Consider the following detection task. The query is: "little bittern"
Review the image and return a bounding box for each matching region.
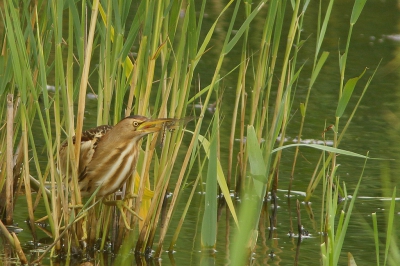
[59,115,175,197]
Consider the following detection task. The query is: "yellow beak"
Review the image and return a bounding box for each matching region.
[137,118,176,133]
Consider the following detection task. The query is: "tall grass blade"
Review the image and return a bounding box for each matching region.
[75,0,99,168]
[350,0,367,25]
[201,115,218,249]
[193,0,234,68]
[310,51,329,88]
[336,68,366,118]
[273,143,371,159]
[231,126,269,265]
[225,1,266,54]
[372,212,380,266]
[6,94,13,224]
[194,131,239,226]
[384,188,396,266]
[246,127,267,187]
[332,154,368,265]
[316,0,334,56]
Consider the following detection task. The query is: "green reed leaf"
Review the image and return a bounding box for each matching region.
[273,143,370,159]
[310,51,329,87]
[350,0,367,25]
[336,68,366,118]
[193,131,239,227]
[201,115,218,249]
[225,1,266,54]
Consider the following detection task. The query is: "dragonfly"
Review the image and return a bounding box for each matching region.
[156,117,193,147]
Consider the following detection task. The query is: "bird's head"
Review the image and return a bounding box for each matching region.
[117,115,174,138]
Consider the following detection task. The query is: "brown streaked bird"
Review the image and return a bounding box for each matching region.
[59,115,177,198]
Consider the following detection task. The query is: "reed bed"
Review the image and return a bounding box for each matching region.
[1,0,396,265]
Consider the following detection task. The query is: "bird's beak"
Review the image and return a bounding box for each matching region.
[137,118,175,133]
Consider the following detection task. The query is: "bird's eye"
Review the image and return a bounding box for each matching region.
[133,121,139,127]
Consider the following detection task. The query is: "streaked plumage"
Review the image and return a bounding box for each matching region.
[59,115,174,197]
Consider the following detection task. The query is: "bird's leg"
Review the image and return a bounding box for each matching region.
[102,197,143,230]
[68,203,84,209]
[123,192,138,200]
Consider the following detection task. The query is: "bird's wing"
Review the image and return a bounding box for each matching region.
[77,125,113,180]
[59,125,112,182]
